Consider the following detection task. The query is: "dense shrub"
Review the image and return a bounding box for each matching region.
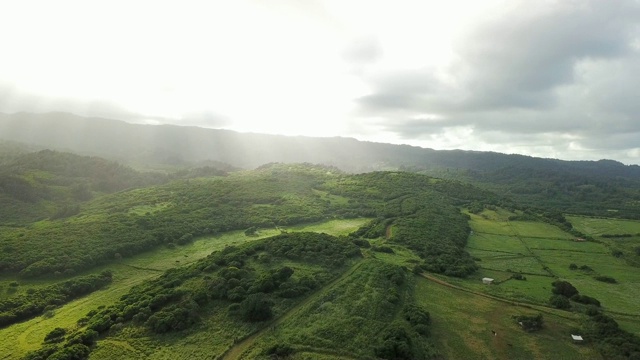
[549,295,571,310]
[551,280,578,298]
[515,313,544,332]
[594,275,617,284]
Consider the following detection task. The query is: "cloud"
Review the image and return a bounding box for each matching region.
[342,37,383,65]
[355,0,640,161]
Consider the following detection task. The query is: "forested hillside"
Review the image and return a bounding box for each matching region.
[0,163,490,279]
[3,112,640,219]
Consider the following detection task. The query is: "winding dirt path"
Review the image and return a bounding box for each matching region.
[220,260,366,360]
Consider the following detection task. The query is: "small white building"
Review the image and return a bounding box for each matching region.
[482,277,494,285]
[571,334,584,342]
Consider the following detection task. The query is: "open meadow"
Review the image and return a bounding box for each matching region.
[460,210,640,336]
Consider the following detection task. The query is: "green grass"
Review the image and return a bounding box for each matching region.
[568,215,640,236]
[0,218,370,360]
[507,221,574,239]
[236,259,417,359]
[522,238,609,253]
[464,211,640,330]
[414,276,599,360]
[467,234,529,254]
[468,214,515,236]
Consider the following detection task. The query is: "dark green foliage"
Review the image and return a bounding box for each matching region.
[66,329,99,347]
[0,271,112,328]
[584,312,640,359]
[351,239,371,248]
[372,245,395,254]
[569,263,578,270]
[549,295,571,310]
[515,314,544,332]
[145,301,200,333]
[23,345,59,360]
[403,304,431,336]
[594,275,617,284]
[27,233,360,360]
[46,343,90,360]
[44,327,67,343]
[264,343,295,358]
[238,293,273,322]
[551,280,579,298]
[0,165,349,277]
[571,294,601,307]
[374,324,426,360]
[511,273,526,280]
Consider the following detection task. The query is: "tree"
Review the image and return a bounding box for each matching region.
[549,295,571,309]
[239,293,273,322]
[551,280,578,298]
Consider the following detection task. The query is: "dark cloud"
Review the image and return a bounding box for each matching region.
[356,0,640,160]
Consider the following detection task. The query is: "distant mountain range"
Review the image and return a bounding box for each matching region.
[1,112,637,173]
[2,112,640,218]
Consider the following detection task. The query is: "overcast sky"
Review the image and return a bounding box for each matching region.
[1,0,639,163]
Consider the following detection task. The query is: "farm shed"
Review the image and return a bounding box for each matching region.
[571,334,583,342]
[482,277,494,285]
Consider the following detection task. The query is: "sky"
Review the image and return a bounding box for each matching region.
[1,0,640,164]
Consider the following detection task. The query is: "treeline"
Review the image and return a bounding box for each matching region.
[0,166,350,277]
[338,172,483,277]
[24,232,360,360]
[1,166,489,278]
[0,271,112,328]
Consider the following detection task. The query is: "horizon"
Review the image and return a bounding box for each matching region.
[1,110,637,166]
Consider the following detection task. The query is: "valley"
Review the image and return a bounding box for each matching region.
[0,130,639,359]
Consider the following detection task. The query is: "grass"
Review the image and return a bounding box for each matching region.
[0,218,370,360]
[235,259,414,359]
[568,215,640,236]
[521,237,609,253]
[414,276,599,360]
[467,233,529,254]
[507,221,575,239]
[463,210,640,333]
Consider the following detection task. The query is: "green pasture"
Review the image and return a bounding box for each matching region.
[414,276,599,360]
[507,221,574,239]
[522,238,609,253]
[467,233,529,254]
[568,215,640,236]
[0,218,369,360]
[538,251,640,315]
[468,214,515,236]
[476,255,549,276]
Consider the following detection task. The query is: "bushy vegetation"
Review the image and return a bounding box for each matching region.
[514,313,544,332]
[0,271,113,328]
[25,232,360,359]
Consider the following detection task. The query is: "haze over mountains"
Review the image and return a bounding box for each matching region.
[1,112,639,173]
[3,112,640,220]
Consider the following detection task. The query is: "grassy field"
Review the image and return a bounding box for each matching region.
[568,215,640,236]
[414,276,599,360]
[462,210,640,335]
[0,218,370,360]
